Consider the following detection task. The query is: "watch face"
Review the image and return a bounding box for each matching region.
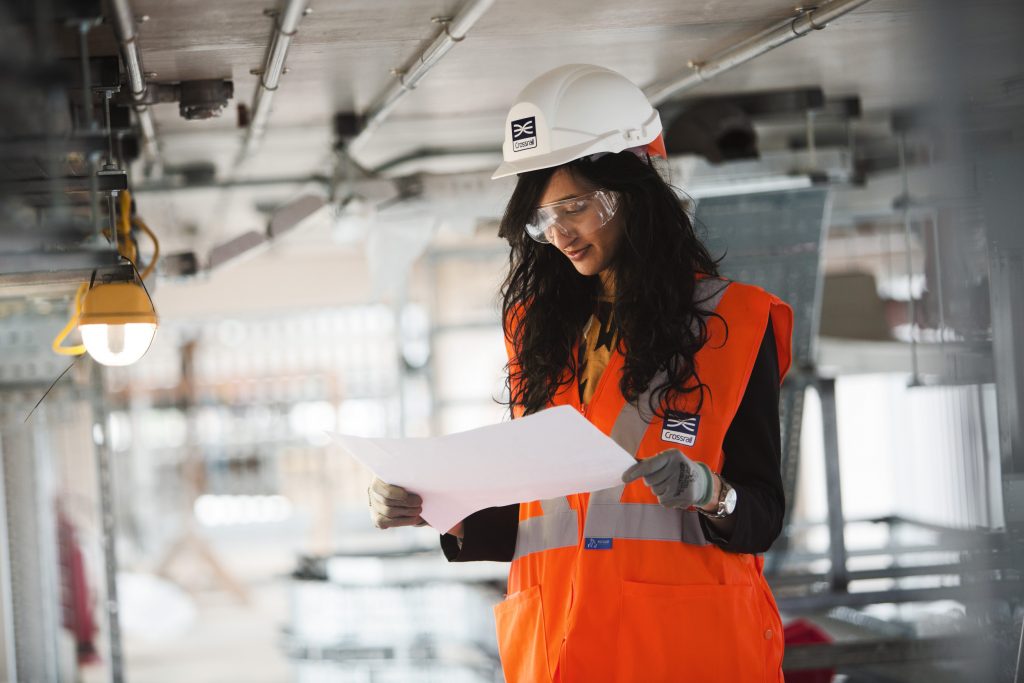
[723,486,738,515]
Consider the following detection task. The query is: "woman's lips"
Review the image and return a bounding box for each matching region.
[565,245,590,262]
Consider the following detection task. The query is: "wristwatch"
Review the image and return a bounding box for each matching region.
[699,475,737,519]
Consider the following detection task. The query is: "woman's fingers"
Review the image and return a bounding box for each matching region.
[372,510,426,529]
[369,477,425,528]
[370,477,423,507]
[369,487,422,511]
[643,461,678,488]
[621,450,675,483]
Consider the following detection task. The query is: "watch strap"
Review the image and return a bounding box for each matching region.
[698,475,734,519]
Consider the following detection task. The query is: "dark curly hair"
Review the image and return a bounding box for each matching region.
[499,151,722,418]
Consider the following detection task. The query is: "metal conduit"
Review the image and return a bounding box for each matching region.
[109,0,160,162]
[644,0,874,106]
[238,0,311,163]
[347,0,496,153]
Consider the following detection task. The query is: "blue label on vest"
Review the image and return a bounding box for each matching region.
[662,410,700,447]
[584,537,613,550]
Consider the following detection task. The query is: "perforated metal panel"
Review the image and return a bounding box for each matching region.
[694,186,831,365]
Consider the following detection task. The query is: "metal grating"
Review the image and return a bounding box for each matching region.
[694,186,831,365]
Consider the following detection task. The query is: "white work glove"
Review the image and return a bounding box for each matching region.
[368,477,427,529]
[622,449,715,510]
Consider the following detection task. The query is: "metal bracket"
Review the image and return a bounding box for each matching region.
[431,15,464,42]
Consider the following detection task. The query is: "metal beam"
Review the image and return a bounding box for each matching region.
[208,231,267,270]
[0,172,126,196]
[776,579,1024,612]
[133,173,331,194]
[0,250,123,276]
[89,364,124,683]
[0,243,132,300]
[0,133,118,158]
[818,377,849,591]
[0,437,18,683]
[0,401,62,681]
[783,635,984,671]
[267,194,326,239]
[769,557,1017,588]
[1015,613,1024,683]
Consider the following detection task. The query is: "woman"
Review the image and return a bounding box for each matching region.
[368,64,793,682]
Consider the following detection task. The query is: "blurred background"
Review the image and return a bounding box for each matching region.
[0,0,1022,681]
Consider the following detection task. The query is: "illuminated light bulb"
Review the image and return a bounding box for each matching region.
[78,282,158,366]
[80,322,157,366]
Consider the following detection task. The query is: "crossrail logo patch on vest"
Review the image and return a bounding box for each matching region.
[661,411,700,447]
[511,116,537,152]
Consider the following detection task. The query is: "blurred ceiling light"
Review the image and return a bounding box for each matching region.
[331,195,376,245]
[78,282,158,366]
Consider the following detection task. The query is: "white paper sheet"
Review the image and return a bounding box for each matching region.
[329,405,636,533]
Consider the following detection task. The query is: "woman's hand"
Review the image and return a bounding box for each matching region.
[368,477,427,529]
[622,449,715,510]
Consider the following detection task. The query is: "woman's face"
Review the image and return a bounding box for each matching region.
[537,168,624,277]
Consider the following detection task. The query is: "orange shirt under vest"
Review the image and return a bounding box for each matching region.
[495,278,793,683]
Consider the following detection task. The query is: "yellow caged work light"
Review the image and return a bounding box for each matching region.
[78,281,158,366]
[52,190,160,366]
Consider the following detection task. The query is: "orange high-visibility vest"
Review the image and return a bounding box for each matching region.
[496,278,793,683]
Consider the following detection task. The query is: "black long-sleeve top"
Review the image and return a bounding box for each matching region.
[441,320,784,561]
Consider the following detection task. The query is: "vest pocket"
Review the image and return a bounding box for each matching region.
[615,581,769,682]
[493,584,553,683]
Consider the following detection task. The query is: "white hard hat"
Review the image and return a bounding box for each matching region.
[492,64,665,180]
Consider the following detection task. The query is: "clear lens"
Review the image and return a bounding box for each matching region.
[524,190,618,244]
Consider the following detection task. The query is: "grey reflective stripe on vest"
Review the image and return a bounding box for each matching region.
[511,280,730,559]
[589,485,626,505]
[693,278,730,318]
[586,485,708,545]
[585,501,709,545]
[540,496,570,514]
[514,498,578,560]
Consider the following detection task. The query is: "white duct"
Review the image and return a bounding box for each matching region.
[644,0,874,106]
[110,0,160,163]
[347,0,497,153]
[238,0,311,163]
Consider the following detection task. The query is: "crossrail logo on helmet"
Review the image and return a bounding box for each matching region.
[511,116,537,151]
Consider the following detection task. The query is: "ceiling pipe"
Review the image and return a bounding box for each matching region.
[237,0,311,164]
[644,0,874,106]
[347,0,497,154]
[109,0,160,164]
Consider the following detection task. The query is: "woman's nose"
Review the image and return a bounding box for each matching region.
[548,223,576,248]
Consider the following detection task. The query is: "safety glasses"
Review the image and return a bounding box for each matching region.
[525,189,619,244]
